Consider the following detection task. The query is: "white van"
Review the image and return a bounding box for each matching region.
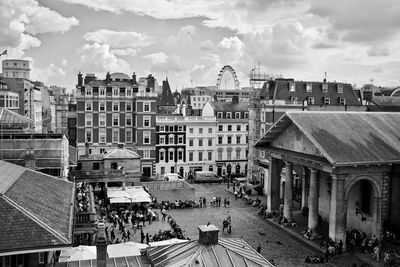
[163,173,185,182]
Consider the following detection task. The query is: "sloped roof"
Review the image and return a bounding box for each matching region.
[0,160,74,253]
[0,108,32,126]
[208,102,249,112]
[55,255,150,267]
[147,238,273,267]
[103,148,141,159]
[159,79,175,106]
[255,111,400,166]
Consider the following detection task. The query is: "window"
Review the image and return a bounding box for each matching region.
[113,87,119,96]
[246,135,248,143]
[308,97,315,105]
[159,150,165,161]
[169,150,174,161]
[199,139,203,146]
[189,139,193,146]
[218,125,223,131]
[236,136,241,144]
[236,125,241,131]
[86,130,92,143]
[227,149,232,160]
[289,82,296,92]
[170,166,175,173]
[189,152,193,161]
[226,112,232,119]
[324,97,331,105]
[178,126,183,132]
[170,126,174,131]
[144,102,150,112]
[169,135,174,144]
[178,136,183,144]
[113,130,119,143]
[126,88,132,97]
[161,166,165,174]
[143,116,151,127]
[86,87,92,96]
[85,114,92,126]
[93,162,100,170]
[208,128,212,134]
[199,128,203,134]
[17,255,24,267]
[126,102,132,111]
[228,125,232,131]
[198,152,203,161]
[245,112,249,118]
[143,131,150,144]
[158,136,165,145]
[189,128,194,134]
[337,84,344,93]
[113,114,119,126]
[322,83,328,93]
[340,97,346,105]
[208,138,212,146]
[236,149,241,159]
[235,112,241,119]
[217,112,223,119]
[126,130,132,142]
[3,255,10,267]
[39,252,45,264]
[112,101,119,111]
[99,101,106,111]
[177,150,183,161]
[218,136,223,144]
[246,124,249,131]
[100,87,106,96]
[143,150,150,159]
[126,114,132,126]
[227,136,232,144]
[160,126,165,132]
[306,83,312,92]
[208,152,212,161]
[85,101,92,111]
[99,129,106,143]
[218,150,222,160]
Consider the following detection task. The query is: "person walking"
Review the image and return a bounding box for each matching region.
[140,229,145,243]
[146,233,150,245]
[256,244,261,253]
[110,228,115,242]
[203,197,206,207]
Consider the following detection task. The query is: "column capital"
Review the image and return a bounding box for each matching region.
[307,167,317,173]
[284,160,293,167]
[330,173,345,181]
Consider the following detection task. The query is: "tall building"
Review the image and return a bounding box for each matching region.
[0,79,19,111]
[1,59,30,79]
[202,97,249,178]
[76,71,157,178]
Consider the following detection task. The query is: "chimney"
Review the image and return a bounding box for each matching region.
[198,224,219,245]
[132,72,137,84]
[85,142,90,157]
[78,72,83,86]
[106,72,111,83]
[232,95,239,105]
[96,223,108,267]
[117,143,124,149]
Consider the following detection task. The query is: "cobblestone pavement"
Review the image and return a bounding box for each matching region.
[106,184,366,267]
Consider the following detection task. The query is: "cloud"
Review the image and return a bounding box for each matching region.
[79,43,130,74]
[62,59,68,66]
[367,46,391,57]
[84,29,154,48]
[143,52,184,72]
[199,40,214,51]
[111,48,139,57]
[31,62,66,84]
[0,0,78,56]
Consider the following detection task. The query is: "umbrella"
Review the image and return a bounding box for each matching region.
[59,246,96,262]
[107,242,148,258]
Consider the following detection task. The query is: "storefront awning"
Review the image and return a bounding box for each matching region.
[108,186,151,203]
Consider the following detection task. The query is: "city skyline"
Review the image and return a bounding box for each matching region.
[1,0,400,91]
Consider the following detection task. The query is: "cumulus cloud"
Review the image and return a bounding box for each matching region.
[84,29,154,48]
[31,63,66,84]
[111,48,139,57]
[367,46,391,57]
[0,0,78,56]
[79,43,130,74]
[62,59,68,66]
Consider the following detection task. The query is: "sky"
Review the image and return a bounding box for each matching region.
[1,0,400,92]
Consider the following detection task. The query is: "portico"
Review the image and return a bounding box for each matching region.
[255,112,400,246]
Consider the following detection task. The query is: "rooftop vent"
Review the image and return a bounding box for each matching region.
[198,224,219,245]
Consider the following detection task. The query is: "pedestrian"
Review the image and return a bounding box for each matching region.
[372,245,380,261]
[162,208,166,220]
[146,233,150,244]
[199,197,202,208]
[203,197,206,207]
[127,230,131,241]
[384,251,390,265]
[257,243,261,253]
[325,248,330,263]
[227,224,232,234]
[105,226,109,241]
[115,238,121,244]
[111,228,115,242]
[338,239,343,255]
[140,229,145,243]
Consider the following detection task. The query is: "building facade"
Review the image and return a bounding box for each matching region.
[1,59,30,79]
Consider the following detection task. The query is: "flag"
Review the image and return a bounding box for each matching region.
[0,49,7,56]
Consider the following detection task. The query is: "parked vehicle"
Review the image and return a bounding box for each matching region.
[194,171,223,183]
[163,173,185,182]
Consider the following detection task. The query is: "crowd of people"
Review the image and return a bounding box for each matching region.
[76,182,91,213]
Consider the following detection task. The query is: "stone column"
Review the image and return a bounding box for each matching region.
[122,181,126,190]
[284,161,293,221]
[329,174,346,244]
[267,157,281,213]
[308,168,319,232]
[301,167,308,209]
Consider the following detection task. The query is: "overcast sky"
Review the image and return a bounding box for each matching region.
[1,0,400,91]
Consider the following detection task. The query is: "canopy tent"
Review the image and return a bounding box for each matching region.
[108,186,151,204]
[149,238,189,247]
[59,246,96,262]
[107,242,148,258]
[241,182,262,195]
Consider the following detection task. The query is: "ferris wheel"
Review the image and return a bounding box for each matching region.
[216,65,240,90]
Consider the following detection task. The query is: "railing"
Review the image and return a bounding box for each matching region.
[75,212,97,223]
[141,181,194,191]
[157,116,216,122]
[76,169,125,178]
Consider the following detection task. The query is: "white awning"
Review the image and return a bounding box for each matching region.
[108,186,152,203]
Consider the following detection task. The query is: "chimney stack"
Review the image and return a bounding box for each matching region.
[232,95,239,105]
[78,72,83,86]
[96,223,108,267]
[198,224,219,245]
[132,72,137,84]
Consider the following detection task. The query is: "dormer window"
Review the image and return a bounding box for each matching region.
[290,96,298,104]
[306,83,312,92]
[337,84,344,94]
[308,97,315,105]
[217,112,223,119]
[227,112,232,119]
[289,82,296,92]
[324,97,331,105]
[322,83,328,93]
[340,97,346,105]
